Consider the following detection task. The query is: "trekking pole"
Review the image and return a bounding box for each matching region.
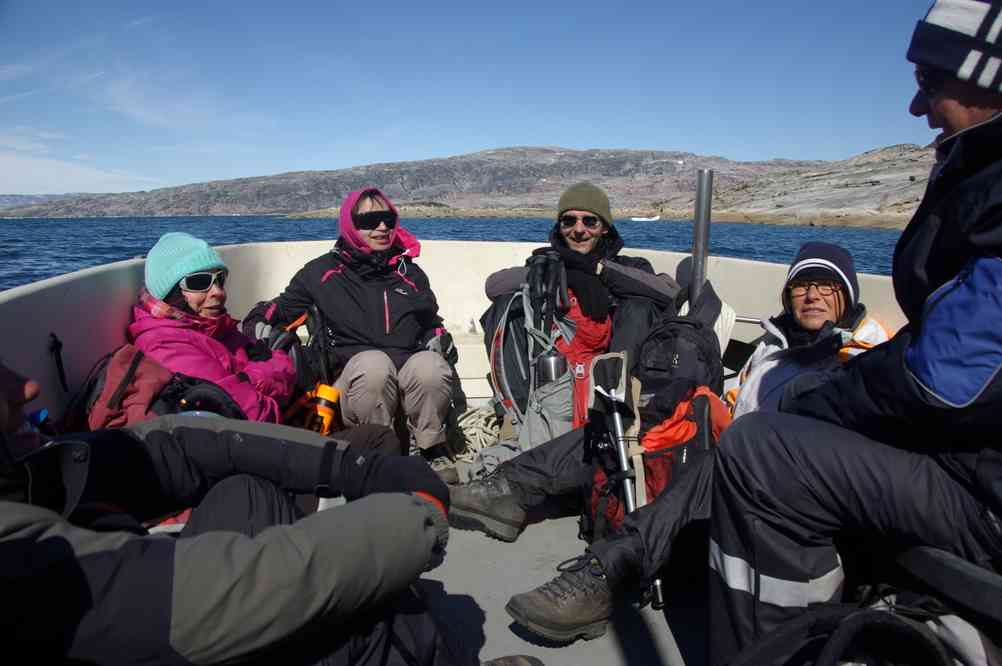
[689,169,713,306]
[598,363,666,610]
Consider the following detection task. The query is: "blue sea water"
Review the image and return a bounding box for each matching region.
[0,216,901,292]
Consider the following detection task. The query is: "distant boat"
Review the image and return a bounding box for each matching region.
[630,215,661,221]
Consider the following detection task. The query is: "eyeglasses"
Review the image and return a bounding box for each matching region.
[559,214,602,229]
[354,210,398,231]
[180,270,228,292]
[915,67,949,99]
[788,280,841,298]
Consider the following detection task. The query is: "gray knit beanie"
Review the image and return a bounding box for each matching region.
[557,182,613,227]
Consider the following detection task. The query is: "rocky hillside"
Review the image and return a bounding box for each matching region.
[2,145,934,227]
[0,193,76,209]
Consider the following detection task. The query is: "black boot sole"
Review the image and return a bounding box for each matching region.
[504,599,608,643]
[448,505,524,542]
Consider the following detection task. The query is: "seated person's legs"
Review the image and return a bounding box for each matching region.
[397,349,453,452]
[707,411,1002,665]
[181,474,301,538]
[334,350,398,428]
[504,437,715,642]
[449,425,593,542]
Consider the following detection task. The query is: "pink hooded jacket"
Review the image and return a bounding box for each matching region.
[338,187,422,260]
[128,290,296,423]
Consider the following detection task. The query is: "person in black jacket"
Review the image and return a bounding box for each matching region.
[246,187,457,467]
[0,360,540,666]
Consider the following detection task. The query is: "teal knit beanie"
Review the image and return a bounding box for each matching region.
[144,232,227,300]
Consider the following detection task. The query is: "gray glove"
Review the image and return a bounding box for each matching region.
[426,331,458,365]
[413,494,449,572]
[253,321,273,341]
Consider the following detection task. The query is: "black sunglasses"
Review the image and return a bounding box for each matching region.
[559,214,602,229]
[354,210,398,231]
[180,270,227,292]
[915,67,949,98]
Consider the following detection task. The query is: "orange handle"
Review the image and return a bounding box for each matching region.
[284,313,308,332]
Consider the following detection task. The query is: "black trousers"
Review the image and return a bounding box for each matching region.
[502,418,714,588]
[502,425,594,511]
[706,412,1002,666]
[182,475,475,666]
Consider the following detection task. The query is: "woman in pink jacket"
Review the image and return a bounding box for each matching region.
[129,232,296,423]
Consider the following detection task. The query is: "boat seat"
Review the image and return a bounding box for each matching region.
[895,546,1002,629]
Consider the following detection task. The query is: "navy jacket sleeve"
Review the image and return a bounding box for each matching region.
[783,256,1002,450]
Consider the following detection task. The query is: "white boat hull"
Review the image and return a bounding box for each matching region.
[0,239,904,665]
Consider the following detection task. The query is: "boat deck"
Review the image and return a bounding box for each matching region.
[423,514,700,666]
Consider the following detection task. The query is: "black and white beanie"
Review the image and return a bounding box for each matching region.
[783,242,859,309]
[908,0,1002,91]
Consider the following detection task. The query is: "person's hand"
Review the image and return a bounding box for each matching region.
[558,248,600,273]
[412,495,449,571]
[0,363,41,462]
[425,331,458,365]
[245,338,273,362]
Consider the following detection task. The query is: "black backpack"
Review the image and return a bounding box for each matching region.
[634,281,724,401]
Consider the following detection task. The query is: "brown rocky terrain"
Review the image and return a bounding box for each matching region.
[3,145,934,228]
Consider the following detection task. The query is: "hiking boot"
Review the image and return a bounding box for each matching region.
[481,656,544,666]
[448,470,527,542]
[505,553,613,643]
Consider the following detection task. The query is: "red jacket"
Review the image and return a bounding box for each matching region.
[128,291,296,423]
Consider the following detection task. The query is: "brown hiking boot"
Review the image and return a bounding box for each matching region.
[481,657,544,666]
[448,470,527,542]
[505,553,613,643]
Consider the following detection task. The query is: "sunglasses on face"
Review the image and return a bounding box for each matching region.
[353,210,398,231]
[915,67,949,99]
[180,270,228,292]
[787,280,840,298]
[559,214,602,229]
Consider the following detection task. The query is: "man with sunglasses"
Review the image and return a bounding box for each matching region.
[697,1,1002,662]
[451,183,680,531]
[483,181,682,428]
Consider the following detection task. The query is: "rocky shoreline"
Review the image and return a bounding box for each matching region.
[2,144,933,228]
[289,204,912,229]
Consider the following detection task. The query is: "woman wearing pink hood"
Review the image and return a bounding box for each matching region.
[129,232,297,423]
[246,188,455,465]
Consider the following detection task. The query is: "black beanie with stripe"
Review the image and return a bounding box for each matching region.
[782,242,859,313]
[908,0,1002,91]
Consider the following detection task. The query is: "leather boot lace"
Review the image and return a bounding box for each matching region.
[535,553,608,602]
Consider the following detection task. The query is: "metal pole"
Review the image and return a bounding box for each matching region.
[690,169,713,305]
[609,410,636,513]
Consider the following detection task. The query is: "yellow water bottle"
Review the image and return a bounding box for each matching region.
[304,384,342,435]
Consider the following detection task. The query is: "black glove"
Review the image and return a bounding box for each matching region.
[550,246,609,322]
[554,246,600,274]
[245,339,273,362]
[287,343,317,393]
[336,446,450,513]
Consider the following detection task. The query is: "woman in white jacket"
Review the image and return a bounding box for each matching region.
[727,242,889,418]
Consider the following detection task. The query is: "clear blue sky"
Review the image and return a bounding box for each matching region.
[0,0,934,194]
